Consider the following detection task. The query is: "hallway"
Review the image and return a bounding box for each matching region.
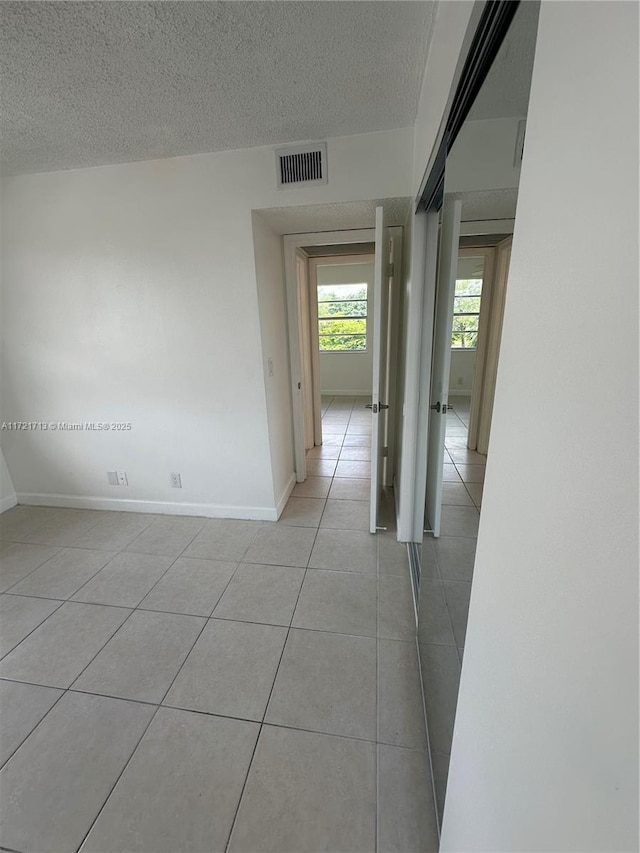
[0,395,437,853]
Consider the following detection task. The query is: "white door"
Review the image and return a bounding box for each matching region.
[425,199,462,536]
[369,206,391,533]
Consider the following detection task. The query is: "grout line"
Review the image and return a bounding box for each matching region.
[75,706,161,852]
[0,597,67,662]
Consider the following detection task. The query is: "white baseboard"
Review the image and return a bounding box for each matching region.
[15,492,279,521]
[0,493,18,514]
[448,389,472,397]
[275,473,296,519]
[321,389,372,397]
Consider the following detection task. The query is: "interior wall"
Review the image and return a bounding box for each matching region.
[446,117,524,194]
[441,2,639,850]
[0,127,412,518]
[316,261,374,396]
[0,449,17,513]
[448,349,476,395]
[412,0,477,192]
[251,211,295,513]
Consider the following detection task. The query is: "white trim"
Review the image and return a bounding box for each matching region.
[15,493,280,521]
[0,493,18,514]
[275,473,296,519]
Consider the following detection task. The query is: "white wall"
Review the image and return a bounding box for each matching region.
[448,349,476,395]
[0,448,17,513]
[0,128,412,518]
[251,212,295,514]
[442,3,639,850]
[446,117,523,194]
[412,1,477,193]
[317,261,374,396]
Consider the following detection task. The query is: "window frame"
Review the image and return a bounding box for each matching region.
[316,281,369,353]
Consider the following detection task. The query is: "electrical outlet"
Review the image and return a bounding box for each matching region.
[117,470,128,486]
[107,471,119,486]
[171,472,182,488]
[267,358,274,377]
[457,376,464,386]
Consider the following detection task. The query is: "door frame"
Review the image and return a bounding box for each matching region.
[284,227,402,484]
[476,236,512,454]
[284,229,374,482]
[459,246,496,450]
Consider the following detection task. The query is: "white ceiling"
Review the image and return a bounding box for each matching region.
[0,1,436,176]
[468,0,540,121]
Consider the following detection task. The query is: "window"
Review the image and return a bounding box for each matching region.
[451,278,482,348]
[317,283,368,351]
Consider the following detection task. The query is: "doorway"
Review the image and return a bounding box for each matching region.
[284,219,404,534]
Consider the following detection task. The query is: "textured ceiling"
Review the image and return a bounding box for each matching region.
[0,1,436,175]
[257,197,412,235]
[468,0,540,121]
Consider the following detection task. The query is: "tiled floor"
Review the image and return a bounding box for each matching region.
[417,395,484,826]
[0,394,437,853]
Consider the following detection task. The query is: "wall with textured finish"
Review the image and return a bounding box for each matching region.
[442,2,639,849]
[0,128,412,516]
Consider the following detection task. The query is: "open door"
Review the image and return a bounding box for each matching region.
[425,199,462,536]
[369,206,391,533]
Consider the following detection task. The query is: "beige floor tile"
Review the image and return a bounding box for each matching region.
[292,570,377,637]
[378,574,416,641]
[212,562,304,626]
[71,552,174,608]
[328,477,371,501]
[0,594,62,658]
[291,476,332,499]
[0,681,63,767]
[243,524,316,568]
[335,459,371,478]
[164,618,286,721]
[8,547,115,600]
[139,556,237,616]
[72,609,205,703]
[378,639,426,749]
[0,601,130,688]
[309,528,377,573]
[442,580,472,647]
[455,463,486,484]
[440,505,480,538]
[0,543,61,592]
[82,708,259,853]
[320,498,369,531]
[305,457,337,477]
[182,519,262,562]
[0,692,154,853]
[378,745,439,852]
[229,726,376,853]
[125,516,205,557]
[266,628,376,740]
[277,497,326,528]
[70,512,157,551]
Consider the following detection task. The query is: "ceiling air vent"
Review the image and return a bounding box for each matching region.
[276,143,328,189]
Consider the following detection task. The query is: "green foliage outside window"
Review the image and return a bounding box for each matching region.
[318,284,368,351]
[452,278,482,349]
